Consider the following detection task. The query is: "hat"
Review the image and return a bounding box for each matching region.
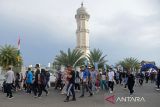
[80,65,85,68]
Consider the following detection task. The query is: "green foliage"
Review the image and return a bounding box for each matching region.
[54,48,84,66]
[54,48,107,69]
[0,44,23,71]
[117,57,140,71]
[88,48,107,67]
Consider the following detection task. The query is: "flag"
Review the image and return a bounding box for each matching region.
[17,36,20,62]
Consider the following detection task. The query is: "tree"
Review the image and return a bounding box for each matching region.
[88,48,107,68]
[54,48,84,67]
[0,44,23,71]
[117,57,140,72]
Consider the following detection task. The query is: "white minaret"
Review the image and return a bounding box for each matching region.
[75,3,90,55]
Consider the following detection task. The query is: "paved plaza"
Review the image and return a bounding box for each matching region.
[0,82,160,107]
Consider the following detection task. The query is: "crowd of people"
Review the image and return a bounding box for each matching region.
[3,64,50,99]
[3,64,160,102]
[54,65,160,102]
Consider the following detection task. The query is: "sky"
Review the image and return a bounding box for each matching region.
[0,0,160,67]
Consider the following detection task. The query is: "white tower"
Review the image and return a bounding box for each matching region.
[75,3,90,55]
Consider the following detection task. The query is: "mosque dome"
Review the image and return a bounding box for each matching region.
[77,3,89,15]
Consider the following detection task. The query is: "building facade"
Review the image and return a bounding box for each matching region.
[75,3,90,55]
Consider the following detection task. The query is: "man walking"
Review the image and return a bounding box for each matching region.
[90,66,97,92]
[5,67,15,99]
[108,68,115,93]
[33,64,41,98]
[26,68,33,94]
[139,72,144,86]
[127,72,135,96]
[101,70,108,91]
[45,70,50,88]
[79,66,93,98]
[156,69,160,90]
[64,65,76,102]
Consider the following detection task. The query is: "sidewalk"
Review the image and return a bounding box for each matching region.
[0,83,159,107]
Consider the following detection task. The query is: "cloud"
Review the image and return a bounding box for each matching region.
[0,0,160,66]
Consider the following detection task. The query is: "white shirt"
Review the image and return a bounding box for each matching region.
[101,75,106,80]
[80,72,83,80]
[108,71,115,81]
[6,70,15,84]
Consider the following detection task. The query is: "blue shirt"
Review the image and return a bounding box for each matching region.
[27,71,33,84]
[83,69,90,80]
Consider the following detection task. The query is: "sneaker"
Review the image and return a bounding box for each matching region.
[130,94,133,96]
[64,99,69,102]
[61,92,65,95]
[88,93,93,97]
[8,96,14,99]
[34,95,38,98]
[110,91,113,93]
[156,88,160,91]
[71,98,76,101]
[79,95,84,98]
[46,92,49,96]
[38,96,42,99]
[96,90,99,93]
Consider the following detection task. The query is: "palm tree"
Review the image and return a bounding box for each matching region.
[117,57,140,72]
[88,48,107,67]
[0,44,23,71]
[54,48,84,67]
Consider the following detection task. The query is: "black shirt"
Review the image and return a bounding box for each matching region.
[157,72,160,82]
[35,69,40,84]
[69,70,75,84]
[127,74,135,86]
